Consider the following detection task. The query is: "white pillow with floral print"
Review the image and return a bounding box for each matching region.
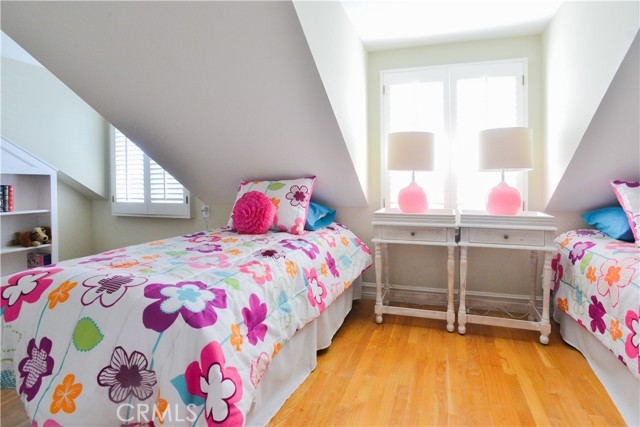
[228,177,316,235]
[611,180,640,245]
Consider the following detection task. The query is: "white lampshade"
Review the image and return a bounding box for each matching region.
[387,131,435,171]
[478,127,533,171]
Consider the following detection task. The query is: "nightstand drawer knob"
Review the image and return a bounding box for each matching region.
[503,234,509,240]
[410,231,416,237]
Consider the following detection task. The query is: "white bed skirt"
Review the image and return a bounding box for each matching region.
[245,279,360,426]
[554,310,640,426]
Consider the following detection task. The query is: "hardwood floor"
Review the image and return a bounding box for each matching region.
[1,299,625,426]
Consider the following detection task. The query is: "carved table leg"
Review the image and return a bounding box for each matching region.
[447,246,455,332]
[383,243,390,305]
[539,250,553,344]
[529,251,538,321]
[375,242,383,324]
[458,247,468,335]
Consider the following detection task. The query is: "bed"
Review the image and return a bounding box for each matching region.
[552,229,639,426]
[1,223,372,426]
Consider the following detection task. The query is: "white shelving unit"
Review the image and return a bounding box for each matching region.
[0,137,58,277]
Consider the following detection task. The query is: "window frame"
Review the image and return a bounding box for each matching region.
[380,58,529,211]
[110,126,191,219]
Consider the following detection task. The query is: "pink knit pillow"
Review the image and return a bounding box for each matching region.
[232,191,277,234]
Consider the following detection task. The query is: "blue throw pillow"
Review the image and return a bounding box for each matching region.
[305,202,336,231]
[581,206,634,242]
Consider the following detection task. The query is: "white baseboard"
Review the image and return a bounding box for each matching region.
[360,281,543,315]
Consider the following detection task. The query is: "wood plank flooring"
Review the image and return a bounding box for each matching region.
[1,299,626,426]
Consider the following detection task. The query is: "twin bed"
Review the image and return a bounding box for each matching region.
[1,223,372,426]
[553,229,639,426]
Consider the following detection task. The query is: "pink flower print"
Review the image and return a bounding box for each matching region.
[625,308,640,375]
[185,341,243,427]
[285,185,310,207]
[97,347,157,403]
[290,217,305,235]
[187,243,222,253]
[242,294,268,346]
[239,261,272,285]
[318,232,336,248]
[588,296,606,334]
[81,273,147,308]
[568,241,596,264]
[2,268,63,322]
[188,235,222,244]
[250,352,270,388]
[18,337,54,401]
[143,281,227,332]
[305,267,327,313]
[596,257,637,307]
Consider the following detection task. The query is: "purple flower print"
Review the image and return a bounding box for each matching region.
[285,185,310,207]
[18,337,54,401]
[280,238,320,260]
[143,281,227,333]
[575,229,601,237]
[81,273,147,308]
[325,252,340,278]
[183,231,205,239]
[242,294,267,346]
[568,241,596,264]
[588,295,606,334]
[97,346,157,403]
[625,307,640,375]
[185,341,243,426]
[1,268,63,322]
[187,243,222,253]
[254,248,285,259]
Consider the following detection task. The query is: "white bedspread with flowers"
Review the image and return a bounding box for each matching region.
[1,224,371,426]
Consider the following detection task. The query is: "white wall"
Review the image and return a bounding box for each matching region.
[293,1,369,199]
[0,54,108,199]
[542,1,639,204]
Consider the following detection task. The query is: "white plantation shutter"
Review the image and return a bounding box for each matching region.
[111,127,190,218]
[382,59,526,210]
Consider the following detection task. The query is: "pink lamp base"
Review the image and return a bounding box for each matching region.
[486,181,522,215]
[398,180,428,213]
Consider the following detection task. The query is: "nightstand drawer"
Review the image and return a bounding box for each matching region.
[381,226,446,243]
[468,228,545,246]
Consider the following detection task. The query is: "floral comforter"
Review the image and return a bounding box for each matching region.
[1,224,372,426]
[552,230,639,380]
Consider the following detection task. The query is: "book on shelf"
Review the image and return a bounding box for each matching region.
[27,252,52,269]
[0,185,14,212]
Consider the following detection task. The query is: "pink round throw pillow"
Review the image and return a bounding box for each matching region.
[232,191,277,234]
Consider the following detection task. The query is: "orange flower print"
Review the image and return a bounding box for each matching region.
[230,324,243,351]
[272,342,282,358]
[110,258,140,269]
[285,260,297,279]
[344,281,351,290]
[223,237,238,243]
[142,254,161,261]
[50,374,82,414]
[586,266,597,284]
[47,281,77,309]
[154,391,168,425]
[270,198,280,209]
[610,319,623,341]
[340,237,349,246]
[149,241,165,246]
[556,298,568,313]
[226,249,242,256]
[559,237,571,249]
[320,263,329,277]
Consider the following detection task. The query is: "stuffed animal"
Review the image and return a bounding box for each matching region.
[11,226,50,248]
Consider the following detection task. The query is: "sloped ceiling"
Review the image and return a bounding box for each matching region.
[546,32,639,212]
[1,1,367,207]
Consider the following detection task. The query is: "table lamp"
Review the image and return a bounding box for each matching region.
[478,127,533,215]
[387,131,435,213]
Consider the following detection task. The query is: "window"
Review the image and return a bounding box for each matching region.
[382,59,527,210]
[111,127,191,218]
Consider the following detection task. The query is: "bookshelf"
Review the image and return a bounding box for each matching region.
[0,137,58,276]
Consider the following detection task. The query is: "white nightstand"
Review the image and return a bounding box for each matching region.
[372,208,457,332]
[457,210,557,344]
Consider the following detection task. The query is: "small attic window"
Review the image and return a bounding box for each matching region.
[110,127,191,218]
